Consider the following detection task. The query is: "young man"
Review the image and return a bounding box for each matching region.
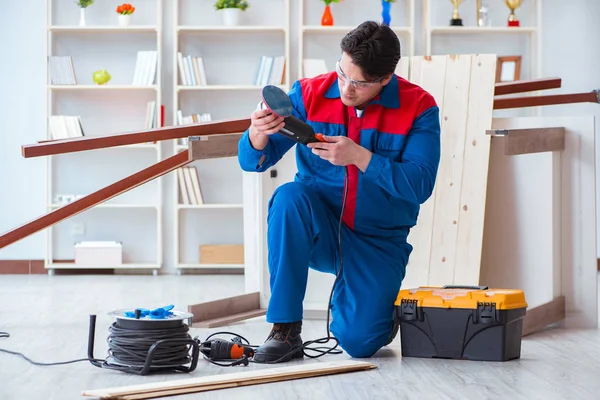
[237,21,441,363]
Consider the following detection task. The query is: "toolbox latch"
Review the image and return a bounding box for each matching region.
[399,299,420,321]
[476,302,497,324]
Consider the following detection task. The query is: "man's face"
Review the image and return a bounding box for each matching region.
[336,52,392,109]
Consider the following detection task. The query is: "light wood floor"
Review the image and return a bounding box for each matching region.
[1,274,599,400]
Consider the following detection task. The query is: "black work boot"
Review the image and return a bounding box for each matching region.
[253,321,304,363]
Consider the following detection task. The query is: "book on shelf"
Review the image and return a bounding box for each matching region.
[177,111,211,146]
[177,166,204,205]
[177,52,207,86]
[132,50,158,86]
[254,55,285,86]
[303,59,328,78]
[48,56,77,85]
[48,115,84,139]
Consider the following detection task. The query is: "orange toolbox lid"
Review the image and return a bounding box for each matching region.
[395,285,528,310]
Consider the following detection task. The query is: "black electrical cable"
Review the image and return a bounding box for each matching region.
[0,169,350,370]
[197,167,350,365]
[104,322,194,369]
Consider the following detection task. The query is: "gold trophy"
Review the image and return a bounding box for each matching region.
[449,0,463,26]
[505,0,523,27]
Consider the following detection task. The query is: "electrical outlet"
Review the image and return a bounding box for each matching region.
[71,222,85,235]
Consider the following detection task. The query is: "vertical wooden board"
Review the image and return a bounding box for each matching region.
[453,54,497,285]
[395,56,410,79]
[427,55,473,286]
[408,55,422,86]
[402,55,448,289]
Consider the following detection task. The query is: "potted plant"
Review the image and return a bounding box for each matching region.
[320,0,342,26]
[116,3,136,27]
[214,0,249,27]
[76,0,94,27]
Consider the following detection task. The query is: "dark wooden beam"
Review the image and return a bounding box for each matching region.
[494,77,562,96]
[21,118,250,158]
[0,151,191,250]
[188,292,266,328]
[188,133,243,160]
[522,296,566,336]
[486,127,565,155]
[494,90,599,110]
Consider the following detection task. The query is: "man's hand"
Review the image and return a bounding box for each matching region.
[248,108,285,151]
[307,135,372,172]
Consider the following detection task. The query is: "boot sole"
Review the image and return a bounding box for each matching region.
[253,347,304,363]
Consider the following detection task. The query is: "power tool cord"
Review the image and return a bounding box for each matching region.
[196,167,350,365]
[0,168,350,369]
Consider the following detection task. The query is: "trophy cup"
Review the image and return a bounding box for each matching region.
[505,0,522,27]
[449,0,463,26]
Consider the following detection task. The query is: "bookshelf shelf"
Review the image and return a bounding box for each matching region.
[177,204,244,210]
[48,25,159,32]
[44,0,164,275]
[177,25,286,33]
[429,26,538,34]
[48,85,158,91]
[176,84,284,92]
[302,25,412,34]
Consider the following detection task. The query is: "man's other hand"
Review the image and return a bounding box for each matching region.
[307,135,372,172]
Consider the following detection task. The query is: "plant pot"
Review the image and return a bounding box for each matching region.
[321,5,333,26]
[220,8,241,26]
[118,14,132,27]
[79,8,87,26]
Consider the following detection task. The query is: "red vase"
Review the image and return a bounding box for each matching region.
[321,5,333,26]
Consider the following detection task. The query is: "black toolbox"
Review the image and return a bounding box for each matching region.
[394,285,527,361]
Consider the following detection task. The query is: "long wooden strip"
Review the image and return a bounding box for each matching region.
[427,54,472,286]
[81,360,377,398]
[21,118,250,158]
[402,55,447,289]
[494,77,562,96]
[0,151,191,250]
[452,54,497,285]
[494,91,599,110]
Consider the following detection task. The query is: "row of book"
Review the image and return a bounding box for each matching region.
[48,115,85,139]
[132,50,158,86]
[177,167,204,205]
[254,55,286,86]
[48,56,78,85]
[177,52,208,86]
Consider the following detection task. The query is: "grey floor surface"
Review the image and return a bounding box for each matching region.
[1,274,600,400]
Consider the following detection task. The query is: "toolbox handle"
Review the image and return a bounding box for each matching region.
[442,285,489,290]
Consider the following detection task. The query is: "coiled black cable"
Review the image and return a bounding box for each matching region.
[105,322,194,369]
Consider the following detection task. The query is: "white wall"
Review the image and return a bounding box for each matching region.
[1,0,599,272]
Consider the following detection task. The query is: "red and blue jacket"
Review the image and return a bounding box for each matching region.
[238,71,441,240]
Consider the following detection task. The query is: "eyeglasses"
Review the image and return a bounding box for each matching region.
[335,61,383,90]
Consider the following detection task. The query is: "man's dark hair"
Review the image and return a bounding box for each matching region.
[340,21,401,80]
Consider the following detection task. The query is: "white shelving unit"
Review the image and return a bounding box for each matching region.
[423,0,542,88]
[172,0,291,273]
[45,0,164,275]
[299,0,415,78]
